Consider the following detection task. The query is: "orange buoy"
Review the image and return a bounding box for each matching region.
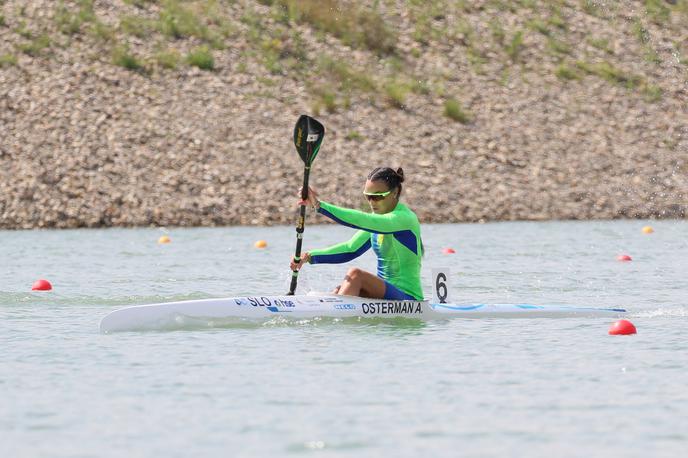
[616,254,632,262]
[642,226,654,234]
[442,248,456,254]
[32,279,52,291]
[254,240,267,249]
[609,319,637,335]
[158,235,171,244]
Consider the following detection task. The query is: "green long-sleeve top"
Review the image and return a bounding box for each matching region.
[309,201,424,300]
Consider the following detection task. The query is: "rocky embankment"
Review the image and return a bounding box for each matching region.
[0,0,686,229]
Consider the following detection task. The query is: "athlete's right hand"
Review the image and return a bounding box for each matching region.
[297,186,320,210]
[290,252,311,271]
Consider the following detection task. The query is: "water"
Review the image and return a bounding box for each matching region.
[1,220,687,457]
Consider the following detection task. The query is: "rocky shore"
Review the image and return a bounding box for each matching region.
[1,0,686,229]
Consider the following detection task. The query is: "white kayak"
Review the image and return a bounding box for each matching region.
[99,294,626,333]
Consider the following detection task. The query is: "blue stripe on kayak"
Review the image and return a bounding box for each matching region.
[431,303,486,311]
[267,307,292,313]
[431,304,626,313]
[555,306,627,312]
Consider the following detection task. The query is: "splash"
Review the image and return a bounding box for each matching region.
[631,307,688,318]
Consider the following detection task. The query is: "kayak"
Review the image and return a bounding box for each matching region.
[99,294,627,333]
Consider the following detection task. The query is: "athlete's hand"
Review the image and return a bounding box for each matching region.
[298,186,320,210]
[290,252,311,271]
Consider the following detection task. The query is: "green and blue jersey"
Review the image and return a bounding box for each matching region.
[309,201,424,300]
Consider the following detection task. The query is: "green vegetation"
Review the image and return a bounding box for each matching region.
[316,89,337,113]
[120,15,153,38]
[453,19,475,46]
[555,63,579,80]
[547,37,571,55]
[576,61,642,88]
[489,19,506,44]
[15,21,32,39]
[55,0,96,35]
[0,53,18,67]
[444,98,471,123]
[0,0,680,110]
[644,0,671,24]
[529,19,550,36]
[488,0,518,12]
[644,47,661,64]
[643,84,663,102]
[580,0,602,17]
[309,86,350,115]
[155,49,180,69]
[410,79,432,96]
[317,57,376,93]
[186,46,214,70]
[91,21,115,42]
[632,19,650,45]
[159,0,199,38]
[385,81,409,109]
[123,0,158,7]
[18,35,51,56]
[260,0,397,55]
[345,131,363,141]
[588,37,613,54]
[112,46,144,71]
[506,30,524,61]
[547,8,567,30]
[411,15,432,45]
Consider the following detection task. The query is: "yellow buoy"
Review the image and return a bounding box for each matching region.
[254,240,267,248]
[158,235,171,244]
[642,226,654,234]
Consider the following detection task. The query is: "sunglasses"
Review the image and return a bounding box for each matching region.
[363,189,393,201]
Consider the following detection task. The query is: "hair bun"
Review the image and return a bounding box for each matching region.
[395,167,405,182]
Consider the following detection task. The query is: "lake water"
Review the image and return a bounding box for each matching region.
[1,220,687,457]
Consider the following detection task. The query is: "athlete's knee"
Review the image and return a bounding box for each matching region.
[345,267,363,280]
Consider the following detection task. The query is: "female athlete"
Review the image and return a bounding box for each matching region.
[290,167,423,300]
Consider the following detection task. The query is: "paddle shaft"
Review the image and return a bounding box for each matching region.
[287,157,312,295]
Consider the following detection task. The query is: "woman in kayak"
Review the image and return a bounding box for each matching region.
[290,167,423,300]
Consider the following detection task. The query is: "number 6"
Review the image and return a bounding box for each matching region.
[432,268,450,304]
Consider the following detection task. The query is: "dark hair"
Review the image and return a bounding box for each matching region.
[367,167,404,196]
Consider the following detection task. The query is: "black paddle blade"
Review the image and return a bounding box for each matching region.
[293,115,324,166]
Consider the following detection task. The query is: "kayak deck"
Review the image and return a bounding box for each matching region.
[99,295,627,333]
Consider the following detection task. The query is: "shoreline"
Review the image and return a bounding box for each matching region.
[1,1,686,229]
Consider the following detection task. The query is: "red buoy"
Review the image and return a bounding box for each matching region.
[442,248,456,254]
[616,254,632,262]
[31,279,53,291]
[609,319,637,335]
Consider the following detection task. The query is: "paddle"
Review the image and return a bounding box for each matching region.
[287,115,325,295]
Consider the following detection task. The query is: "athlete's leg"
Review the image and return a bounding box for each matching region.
[338,267,386,298]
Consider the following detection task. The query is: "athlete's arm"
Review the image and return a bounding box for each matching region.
[317,201,409,234]
[309,230,371,264]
